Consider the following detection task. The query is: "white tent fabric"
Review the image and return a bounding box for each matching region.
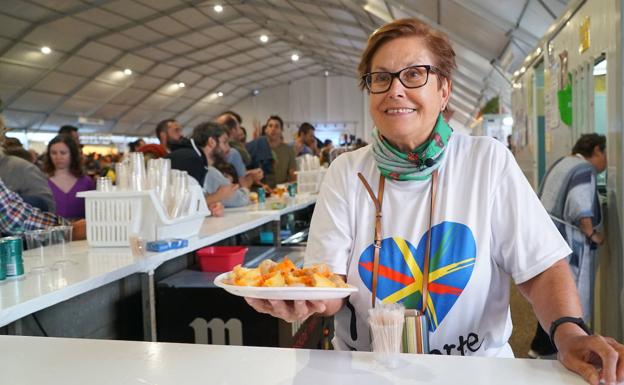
[0,0,571,136]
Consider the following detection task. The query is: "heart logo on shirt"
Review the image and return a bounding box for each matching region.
[358,221,476,331]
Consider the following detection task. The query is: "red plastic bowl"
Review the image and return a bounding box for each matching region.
[197,246,248,272]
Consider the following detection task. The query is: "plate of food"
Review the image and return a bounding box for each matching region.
[213,258,358,300]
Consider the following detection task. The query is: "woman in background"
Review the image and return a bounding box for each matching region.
[44,134,94,220]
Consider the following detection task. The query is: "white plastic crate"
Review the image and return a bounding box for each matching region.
[295,169,326,194]
[77,184,209,247]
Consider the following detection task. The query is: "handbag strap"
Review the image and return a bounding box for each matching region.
[358,169,439,312]
[358,173,385,308]
[420,169,438,313]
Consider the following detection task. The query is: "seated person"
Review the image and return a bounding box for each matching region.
[155,119,189,153]
[44,135,95,220]
[216,111,251,167]
[165,127,210,186]
[262,115,296,187]
[293,122,320,157]
[0,144,55,212]
[196,123,263,208]
[0,178,85,239]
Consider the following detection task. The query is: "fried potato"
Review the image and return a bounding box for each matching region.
[311,273,335,287]
[227,258,347,288]
[258,259,277,275]
[263,271,286,286]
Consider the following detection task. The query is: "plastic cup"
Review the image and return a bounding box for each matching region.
[24,229,51,251]
[50,225,75,267]
[51,226,72,245]
[23,229,52,274]
[369,322,403,368]
[368,304,405,368]
[96,176,112,192]
[115,162,129,190]
[128,233,145,257]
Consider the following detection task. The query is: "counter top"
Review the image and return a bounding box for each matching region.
[224,193,317,216]
[0,335,585,385]
[0,196,317,327]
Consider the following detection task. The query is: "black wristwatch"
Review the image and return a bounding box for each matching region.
[549,316,592,349]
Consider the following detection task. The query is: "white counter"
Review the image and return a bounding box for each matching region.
[0,335,585,385]
[224,193,317,216]
[0,195,317,328]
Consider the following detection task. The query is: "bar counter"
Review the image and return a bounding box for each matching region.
[0,335,585,384]
[0,194,317,329]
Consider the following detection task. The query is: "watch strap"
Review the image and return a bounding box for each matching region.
[549,316,592,349]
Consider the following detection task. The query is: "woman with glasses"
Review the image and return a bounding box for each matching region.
[246,18,623,383]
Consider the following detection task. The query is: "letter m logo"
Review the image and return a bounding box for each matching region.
[189,317,243,345]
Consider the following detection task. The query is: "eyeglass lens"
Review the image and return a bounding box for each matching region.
[366,66,430,93]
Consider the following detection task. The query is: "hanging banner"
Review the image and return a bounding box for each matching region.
[579,17,590,53]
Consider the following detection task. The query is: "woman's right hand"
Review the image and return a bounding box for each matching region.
[245,298,345,322]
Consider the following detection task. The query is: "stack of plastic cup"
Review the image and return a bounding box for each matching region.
[129,152,146,191]
[115,161,129,190]
[168,170,190,218]
[96,176,112,191]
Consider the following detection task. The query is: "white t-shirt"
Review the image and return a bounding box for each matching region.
[305,133,571,357]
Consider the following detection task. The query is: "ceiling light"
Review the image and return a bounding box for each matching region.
[513,70,519,77]
[324,70,329,77]
[536,47,542,55]
[40,46,51,55]
[291,53,299,62]
[216,91,224,97]
[252,89,260,96]
[123,68,132,75]
[502,116,514,126]
[259,34,269,43]
[214,4,223,12]
[177,82,186,88]
[520,66,526,74]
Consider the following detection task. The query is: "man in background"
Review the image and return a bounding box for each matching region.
[293,122,319,157]
[155,119,188,153]
[58,125,80,147]
[216,111,251,165]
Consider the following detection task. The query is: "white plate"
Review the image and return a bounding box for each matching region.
[213,272,358,300]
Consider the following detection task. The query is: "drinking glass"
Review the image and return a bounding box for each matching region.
[23,229,52,274]
[50,225,76,268]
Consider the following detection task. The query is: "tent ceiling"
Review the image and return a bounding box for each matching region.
[0,0,571,134]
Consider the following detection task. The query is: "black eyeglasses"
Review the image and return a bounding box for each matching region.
[362,65,439,94]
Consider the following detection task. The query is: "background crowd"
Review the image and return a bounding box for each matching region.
[0,109,367,231]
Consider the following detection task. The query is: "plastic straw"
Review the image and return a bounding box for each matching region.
[368,303,405,367]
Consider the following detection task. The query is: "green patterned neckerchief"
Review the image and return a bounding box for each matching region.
[371,113,453,181]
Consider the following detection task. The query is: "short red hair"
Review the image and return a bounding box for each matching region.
[357,18,457,91]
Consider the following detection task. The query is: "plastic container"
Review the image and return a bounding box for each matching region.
[295,169,326,194]
[77,184,209,247]
[196,246,248,272]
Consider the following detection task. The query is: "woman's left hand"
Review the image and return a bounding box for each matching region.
[555,326,624,385]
